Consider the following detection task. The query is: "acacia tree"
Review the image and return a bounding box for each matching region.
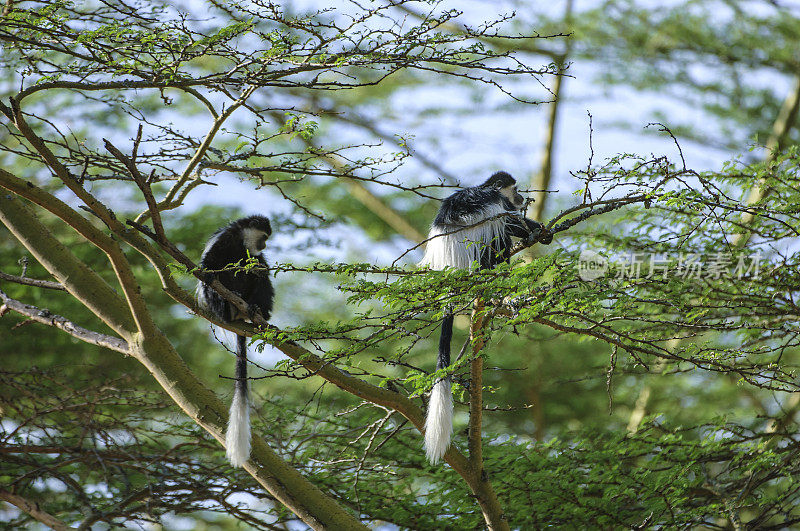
[2,1,800,530]
[0,1,559,528]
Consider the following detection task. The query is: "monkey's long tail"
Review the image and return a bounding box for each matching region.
[424,312,454,464]
[226,334,251,467]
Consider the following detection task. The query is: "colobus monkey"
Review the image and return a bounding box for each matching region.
[197,215,274,467]
[419,171,551,464]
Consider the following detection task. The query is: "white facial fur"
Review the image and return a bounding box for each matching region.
[242,227,268,254]
[499,184,524,209]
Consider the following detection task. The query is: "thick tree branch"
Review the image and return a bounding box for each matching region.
[529,0,574,223]
[468,300,487,469]
[732,76,800,248]
[461,300,511,530]
[0,168,195,332]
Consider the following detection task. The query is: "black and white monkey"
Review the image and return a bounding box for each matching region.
[419,171,551,464]
[197,215,274,467]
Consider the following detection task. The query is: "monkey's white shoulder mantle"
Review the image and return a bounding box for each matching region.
[420,203,508,270]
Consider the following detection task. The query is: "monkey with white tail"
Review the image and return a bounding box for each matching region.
[197,215,274,467]
[420,172,552,464]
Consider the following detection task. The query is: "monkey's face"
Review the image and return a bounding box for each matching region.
[242,228,270,254]
[499,184,525,210]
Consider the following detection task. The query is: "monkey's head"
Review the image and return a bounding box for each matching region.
[483,171,525,210]
[237,215,272,254]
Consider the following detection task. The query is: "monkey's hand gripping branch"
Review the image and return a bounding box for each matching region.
[524,222,553,246]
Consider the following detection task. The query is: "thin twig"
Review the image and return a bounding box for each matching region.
[104,128,166,241]
[0,270,65,290]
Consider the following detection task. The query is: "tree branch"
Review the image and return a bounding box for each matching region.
[0,187,136,337]
[104,128,166,242]
[0,105,155,336]
[0,287,129,354]
[468,299,487,469]
[0,489,71,531]
[136,85,259,224]
[0,270,65,290]
[529,0,574,223]
[732,76,800,248]
[269,110,426,243]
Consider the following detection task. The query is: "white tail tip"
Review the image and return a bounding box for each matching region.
[226,387,251,467]
[424,379,453,464]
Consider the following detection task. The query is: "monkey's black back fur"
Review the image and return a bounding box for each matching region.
[433,172,517,228]
[434,188,503,228]
[199,215,274,323]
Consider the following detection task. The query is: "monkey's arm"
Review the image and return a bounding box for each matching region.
[507,216,553,244]
[245,277,274,321]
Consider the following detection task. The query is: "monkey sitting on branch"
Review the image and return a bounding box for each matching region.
[419,171,552,465]
[197,215,274,468]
